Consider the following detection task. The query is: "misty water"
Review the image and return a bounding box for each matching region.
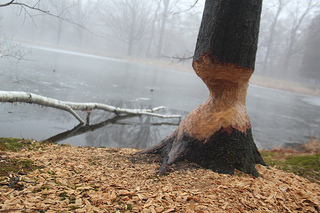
[1,45,319,150]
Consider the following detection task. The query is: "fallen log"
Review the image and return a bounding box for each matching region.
[0,91,181,124]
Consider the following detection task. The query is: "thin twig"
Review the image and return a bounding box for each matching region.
[4,1,102,37]
[161,54,193,62]
[172,0,199,15]
[0,0,14,7]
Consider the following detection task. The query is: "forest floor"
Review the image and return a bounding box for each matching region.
[1,138,320,212]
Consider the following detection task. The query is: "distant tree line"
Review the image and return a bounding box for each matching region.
[256,0,320,84]
[300,12,320,82]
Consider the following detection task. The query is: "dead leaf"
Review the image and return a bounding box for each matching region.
[0,144,319,212]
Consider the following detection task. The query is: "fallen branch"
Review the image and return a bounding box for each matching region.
[0,91,181,124]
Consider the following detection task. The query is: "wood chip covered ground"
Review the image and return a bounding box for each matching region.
[1,143,319,212]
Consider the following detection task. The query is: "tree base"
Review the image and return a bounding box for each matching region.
[138,126,266,177]
[137,52,267,177]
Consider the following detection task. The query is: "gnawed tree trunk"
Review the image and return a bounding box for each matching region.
[139,0,266,177]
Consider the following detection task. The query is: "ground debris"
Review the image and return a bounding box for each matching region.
[1,144,319,212]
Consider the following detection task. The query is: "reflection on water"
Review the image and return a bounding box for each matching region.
[79,102,181,148]
[0,46,199,148]
[1,45,320,150]
[45,114,179,149]
[45,102,181,149]
[0,101,182,149]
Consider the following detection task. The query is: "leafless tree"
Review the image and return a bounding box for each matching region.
[0,0,98,36]
[43,0,75,44]
[262,0,291,74]
[0,37,30,60]
[157,0,170,56]
[299,12,320,83]
[100,0,154,56]
[282,0,319,74]
[145,0,162,57]
[156,0,190,56]
[71,0,100,47]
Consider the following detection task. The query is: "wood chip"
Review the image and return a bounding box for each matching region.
[0,144,319,212]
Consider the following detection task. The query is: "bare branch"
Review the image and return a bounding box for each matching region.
[172,0,199,15]
[0,37,31,61]
[161,54,193,62]
[4,1,102,37]
[0,0,14,7]
[0,91,182,124]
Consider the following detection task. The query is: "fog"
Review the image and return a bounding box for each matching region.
[0,0,320,85]
[1,0,320,149]
[1,0,319,86]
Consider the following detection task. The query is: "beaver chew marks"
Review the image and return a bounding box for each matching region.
[138,0,266,177]
[139,53,266,177]
[178,52,253,141]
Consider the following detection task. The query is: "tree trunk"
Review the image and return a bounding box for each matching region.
[145,1,161,57]
[139,0,266,177]
[262,0,285,74]
[282,0,317,76]
[128,6,137,56]
[157,0,170,56]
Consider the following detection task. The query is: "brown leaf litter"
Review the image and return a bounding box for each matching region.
[0,143,319,212]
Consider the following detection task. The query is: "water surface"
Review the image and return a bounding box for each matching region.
[1,45,319,149]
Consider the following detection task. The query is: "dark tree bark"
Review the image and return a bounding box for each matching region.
[139,0,266,177]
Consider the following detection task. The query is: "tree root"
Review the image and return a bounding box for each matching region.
[138,127,267,177]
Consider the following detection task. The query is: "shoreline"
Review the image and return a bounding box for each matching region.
[14,39,320,97]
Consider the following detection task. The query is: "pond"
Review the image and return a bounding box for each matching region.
[1,44,319,150]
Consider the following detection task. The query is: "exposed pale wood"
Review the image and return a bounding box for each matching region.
[176,53,253,140]
[138,0,265,176]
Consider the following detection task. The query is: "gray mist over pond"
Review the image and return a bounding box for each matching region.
[1,45,320,150]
